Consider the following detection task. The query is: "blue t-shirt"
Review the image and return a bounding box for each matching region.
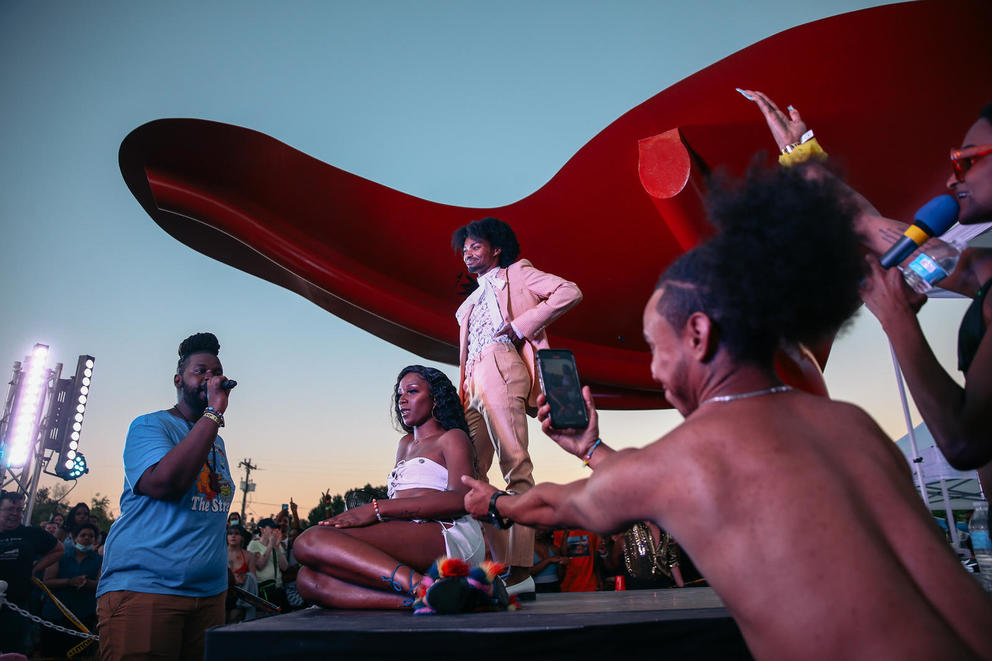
[97,410,235,598]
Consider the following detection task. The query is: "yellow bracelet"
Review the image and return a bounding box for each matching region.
[778,137,827,167]
[201,410,224,427]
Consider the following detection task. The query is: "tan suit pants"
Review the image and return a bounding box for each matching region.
[464,343,535,567]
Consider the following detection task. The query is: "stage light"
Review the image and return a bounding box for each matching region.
[4,344,50,468]
[56,452,87,480]
[43,354,95,480]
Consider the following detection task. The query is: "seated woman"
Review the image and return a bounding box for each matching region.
[294,365,484,609]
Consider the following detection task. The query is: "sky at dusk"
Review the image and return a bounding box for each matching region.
[1,0,973,523]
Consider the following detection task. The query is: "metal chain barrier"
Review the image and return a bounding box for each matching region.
[0,599,100,641]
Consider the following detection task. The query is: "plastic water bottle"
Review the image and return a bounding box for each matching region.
[901,238,965,294]
[968,501,992,592]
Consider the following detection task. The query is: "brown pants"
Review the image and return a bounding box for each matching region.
[97,590,225,661]
[464,343,535,567]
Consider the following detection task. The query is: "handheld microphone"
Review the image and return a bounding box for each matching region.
[879,194,959,268]
[200,379,238,392]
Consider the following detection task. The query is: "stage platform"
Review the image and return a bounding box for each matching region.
[205,587,753,660]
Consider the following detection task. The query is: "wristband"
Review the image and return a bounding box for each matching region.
[582,438,602,467]
[372,498,384,522]
[488,491,514,529]
[201,410,224,427]
[779,137,827,167]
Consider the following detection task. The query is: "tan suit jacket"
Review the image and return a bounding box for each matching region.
[457,259,582,409]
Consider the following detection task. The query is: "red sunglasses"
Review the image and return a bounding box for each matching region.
[950,144,992,182]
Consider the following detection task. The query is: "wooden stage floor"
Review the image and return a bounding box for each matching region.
[205,587,753,660]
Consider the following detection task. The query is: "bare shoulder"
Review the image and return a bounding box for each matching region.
[437,427,473,466]
[811,396,878,423]
[438,427,471,450]
[598,424,708,491]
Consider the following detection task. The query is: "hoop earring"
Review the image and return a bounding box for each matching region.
[432,405,440,420]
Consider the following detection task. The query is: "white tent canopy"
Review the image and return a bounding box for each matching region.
[894,423,983,510]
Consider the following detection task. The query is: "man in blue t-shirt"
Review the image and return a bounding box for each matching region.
[97,332,236,661]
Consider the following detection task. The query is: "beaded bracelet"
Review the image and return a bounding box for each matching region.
[201,410,224,427]
[372,498,384,522]
[582,438,603,467]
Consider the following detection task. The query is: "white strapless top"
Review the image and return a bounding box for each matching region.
[387,456,448,499]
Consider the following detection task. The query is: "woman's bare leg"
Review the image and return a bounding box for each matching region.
[294,520,447,606]
[297,567,411,609]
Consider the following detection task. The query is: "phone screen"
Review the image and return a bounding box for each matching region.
[536,349,589,429]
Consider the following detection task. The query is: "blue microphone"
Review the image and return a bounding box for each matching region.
[879,194,959,268]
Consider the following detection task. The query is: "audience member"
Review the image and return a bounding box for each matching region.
[247,518,288,612]
[530,528,565,593]
[226,525,257,622]
[294,365,483,609]
[465,166,992,660]
[282,505,304,610]
[40,522,101,657]
[553,528,603,592]
[96,332,236,661]
[0,491,63,655]
[742,90,992,497]
[227,525,255,587]
[602,522,685,590]
[65,502,90,542]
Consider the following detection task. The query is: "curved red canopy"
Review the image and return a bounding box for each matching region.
[119,0,992,409]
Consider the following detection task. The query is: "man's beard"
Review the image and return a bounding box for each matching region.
[180,382,207,415]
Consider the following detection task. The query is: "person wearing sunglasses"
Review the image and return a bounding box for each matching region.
[742,90,992,497]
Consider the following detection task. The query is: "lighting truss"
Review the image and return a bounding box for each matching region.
[3,344,50,469]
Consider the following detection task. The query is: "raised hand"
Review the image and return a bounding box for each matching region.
[738,89,808,152]
[537,387,600,459]
[860,255,927,328]
[204,374,230,413]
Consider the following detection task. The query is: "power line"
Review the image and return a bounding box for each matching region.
[237,457,257,522]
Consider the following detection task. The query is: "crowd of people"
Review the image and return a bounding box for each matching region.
[2,89,991,660]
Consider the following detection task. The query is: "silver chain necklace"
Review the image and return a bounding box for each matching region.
[700,384,793,406]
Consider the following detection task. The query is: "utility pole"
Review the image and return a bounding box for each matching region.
[238,458,257,522]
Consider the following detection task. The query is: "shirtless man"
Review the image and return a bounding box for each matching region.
[464,167,992,661]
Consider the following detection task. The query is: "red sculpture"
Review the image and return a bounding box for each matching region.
[119,0,992,409]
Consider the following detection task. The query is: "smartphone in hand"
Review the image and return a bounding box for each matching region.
[536,349,589,429]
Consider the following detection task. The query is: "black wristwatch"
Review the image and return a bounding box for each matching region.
[488,490,514,529]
